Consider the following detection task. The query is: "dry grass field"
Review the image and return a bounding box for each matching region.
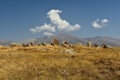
[0,45,120,80]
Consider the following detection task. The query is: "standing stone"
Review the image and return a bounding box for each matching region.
[87,42,93,47]
[53,38,60,45]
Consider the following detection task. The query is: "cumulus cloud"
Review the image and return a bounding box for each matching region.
[92,18,109,28]
[43,32,53,36]
[101,19,108,23]
[30,9,81,36]
[47,9,80,31]
[30,23,55,33]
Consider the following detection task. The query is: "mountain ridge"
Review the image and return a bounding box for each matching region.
[26,34,120,46]
[0,34,120,46]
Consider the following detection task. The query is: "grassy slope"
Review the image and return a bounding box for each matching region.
[0,45,120,80]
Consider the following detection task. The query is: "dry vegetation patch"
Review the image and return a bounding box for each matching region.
[0,46,120,80]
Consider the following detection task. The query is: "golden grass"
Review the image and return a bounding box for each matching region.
[0,45,120,80]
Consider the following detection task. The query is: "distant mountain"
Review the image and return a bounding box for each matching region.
[28,34,120,46]
[0,40,14,46]
[85,36,120,46]
[0,34,120,46]
[30,33,85,44]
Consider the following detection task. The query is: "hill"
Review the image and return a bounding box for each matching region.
[86,36,120,46]
[0,45,120,80]
[30,34,120,46]
[0,40,14,46]
[0,34,120,46]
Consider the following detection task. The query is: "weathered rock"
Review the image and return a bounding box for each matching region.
[53,38,60,45]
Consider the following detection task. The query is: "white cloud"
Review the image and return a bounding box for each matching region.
[43,32,53,36]
[47,9,80,31]
[30,9,81,36]
[67,24,80,31]
[30,23,55,33]
[101,19,108,23]
[92,18,109,28]
[40,23,55,32]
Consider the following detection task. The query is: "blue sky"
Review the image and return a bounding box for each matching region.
[0,0,120,40]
